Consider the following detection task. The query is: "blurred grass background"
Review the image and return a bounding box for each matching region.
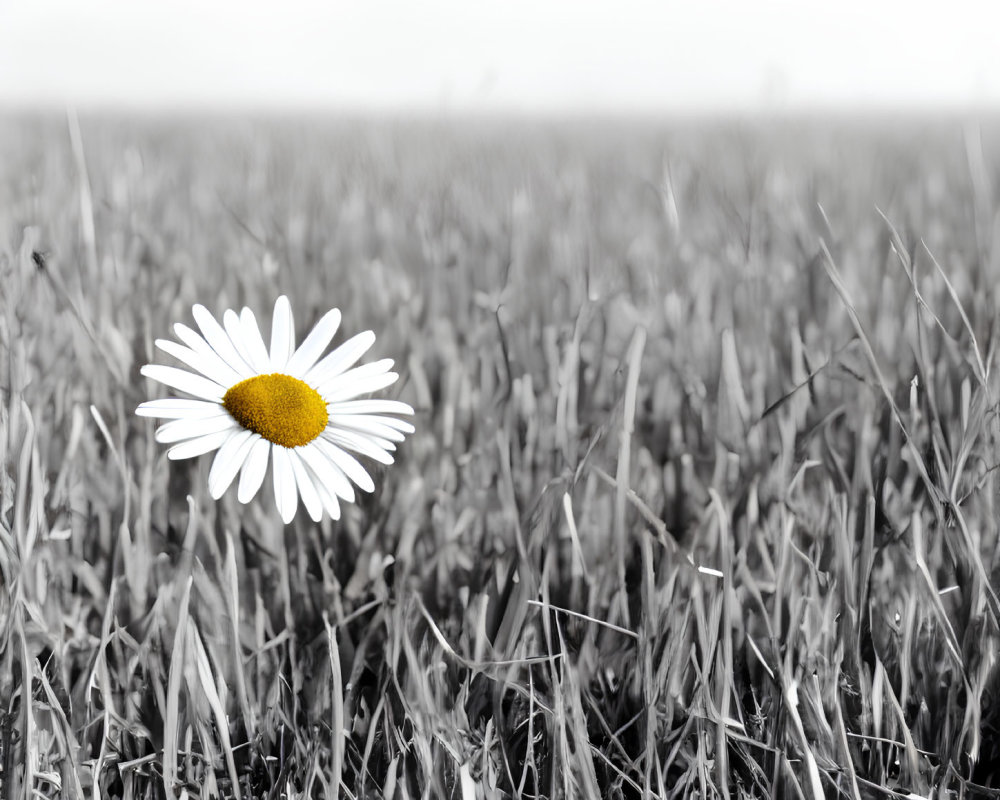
[2,113,1000,798]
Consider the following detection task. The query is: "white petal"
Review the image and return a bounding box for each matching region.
[192,304,254,378]
[304,330,375,386]
[141,365,227,401]
[173,323,248,384]
[313,437,375,493]
[224,310,260,375]
[240,308,273,373]
[329,414,410,441]
[238,438,271,503]
[155,339,238,387]
[269,296,295,372]
[322,371,399,404]
[166,429,234,460]
[308,467,342,520]
[155,414,236,443]
[326,399,414,417]
[136,399,223,419]
[323,429,394,465]
[272,445,298,523]
[284,309,342,378]
[288,450,324,522]
[317,358,393,393]
[298,440,355,503]
[208,429,257,499]
[358,414,415,433]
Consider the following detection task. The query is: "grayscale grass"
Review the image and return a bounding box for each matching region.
[2,113,1000,798]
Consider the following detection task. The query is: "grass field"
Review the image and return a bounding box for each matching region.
[2,112,1000,799]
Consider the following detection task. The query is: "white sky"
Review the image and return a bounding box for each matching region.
[1,0,998,114]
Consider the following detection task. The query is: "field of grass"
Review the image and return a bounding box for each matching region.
[2,112,1000,799]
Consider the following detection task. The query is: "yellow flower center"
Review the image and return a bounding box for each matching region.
[222,373,328,448]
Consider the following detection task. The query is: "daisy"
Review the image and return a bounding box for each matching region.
[136,296,414,523]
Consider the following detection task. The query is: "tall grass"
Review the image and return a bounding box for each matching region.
[1,112,1000,798]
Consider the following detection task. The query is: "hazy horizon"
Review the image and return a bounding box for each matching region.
[2,0,998,116]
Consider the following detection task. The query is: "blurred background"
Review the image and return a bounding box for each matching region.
[1,0,998,116]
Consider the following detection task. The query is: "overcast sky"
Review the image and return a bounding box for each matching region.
[1,0,997,114]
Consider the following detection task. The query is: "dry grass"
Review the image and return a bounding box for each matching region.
[2,112,1000,798]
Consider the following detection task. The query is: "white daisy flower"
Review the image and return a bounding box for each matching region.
[136,296,414,523]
